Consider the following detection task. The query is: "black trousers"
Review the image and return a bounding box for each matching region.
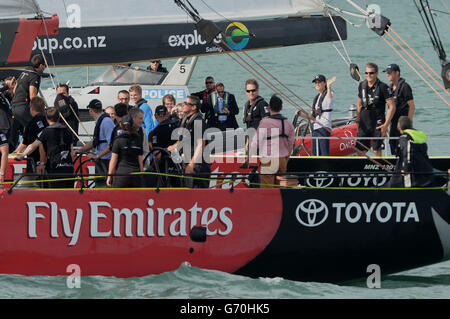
[184,163,211,188]
[95,159,110,188]
[12,103,32,128]
[47,167,75,189]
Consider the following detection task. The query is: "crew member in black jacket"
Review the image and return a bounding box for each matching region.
[383,64,416,155]
[15,107,74,189]
[203,82,239,131]
[54,83,80,146]
[387,116,434,188]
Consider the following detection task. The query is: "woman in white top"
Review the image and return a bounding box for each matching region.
[311,74,335,156]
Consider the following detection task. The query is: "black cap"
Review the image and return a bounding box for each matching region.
[87,99,102,110]
[383,64,400,73]
[155,105,168,116]
[312,74,326,83]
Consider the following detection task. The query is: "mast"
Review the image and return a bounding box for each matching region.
[414,0,449,89]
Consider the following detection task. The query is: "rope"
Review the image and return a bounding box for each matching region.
[328,12,353,65]
[385,29,450,96]
[37,9,90,138]
[388,26,447,87]
[333,44,350,67]
[215,37,394,172]
[57,110,86,146]
[381,35,450,107]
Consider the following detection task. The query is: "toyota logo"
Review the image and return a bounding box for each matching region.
[306,171,334,188]
[296,199,328,227]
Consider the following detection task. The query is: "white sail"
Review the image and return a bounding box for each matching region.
[0,0,41,17]
[2,0,326,27]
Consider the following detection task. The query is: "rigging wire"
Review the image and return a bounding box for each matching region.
[344,1,449,104]
[415,0,447,63]
[31,1,89,142]
[332,44,350,67]
[388,26,447,92]
[174,0,394,171]
[327,12,353,65]
[381,33,450,107]
[214,36,393,172]
[385,30,449,96]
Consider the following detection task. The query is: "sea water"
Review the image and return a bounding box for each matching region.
[4,0,450,299]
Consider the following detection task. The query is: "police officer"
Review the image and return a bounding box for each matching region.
[204,82,239,131]
[383,64,415,155]
[356,62,396,157]
[193,76,216,110]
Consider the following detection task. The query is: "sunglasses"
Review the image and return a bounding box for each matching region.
[365,72,376,75]
[246,89,257,93]
[184,102,196,106]
[205,81,214,84]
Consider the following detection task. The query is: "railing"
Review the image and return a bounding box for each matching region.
[4,169,449,193]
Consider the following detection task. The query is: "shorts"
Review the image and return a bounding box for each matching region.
[356,127,384,152]
[260,157,288,188]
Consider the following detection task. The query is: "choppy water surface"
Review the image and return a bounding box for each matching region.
[1,262,449,299]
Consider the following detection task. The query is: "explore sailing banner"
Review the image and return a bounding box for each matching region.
[6,16,347,67]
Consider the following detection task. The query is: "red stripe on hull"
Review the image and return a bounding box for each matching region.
[0,188,282,277]
[7,15,59,64]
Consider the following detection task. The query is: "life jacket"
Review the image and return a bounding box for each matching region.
[403,129,427,144]
[361,79,381,110]
[244,96,267,124]
[312,89,332,118]
[210,91,230,120]
[92,113,109,148]
[180,111,203,130]
[115,131,142,156]
[265,114,289,140]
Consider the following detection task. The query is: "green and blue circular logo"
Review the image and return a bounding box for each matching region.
[225,22,250,50]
